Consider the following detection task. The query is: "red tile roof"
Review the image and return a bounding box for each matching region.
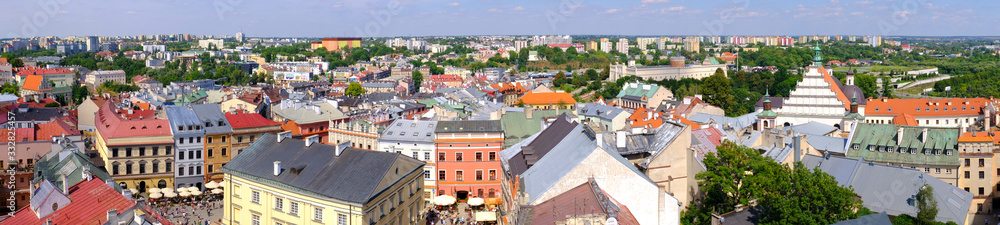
[429,75,463,82]
[866,98,989,117]
[36,118,81,140]
[628,108,664,129]
[0,128,36,142]
[96,101,172,142]
[892,114,917,126]
[15,67,74,76]
[225,111,281,129]
[0,178,137,225]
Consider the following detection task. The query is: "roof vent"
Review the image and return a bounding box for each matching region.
[305,134,320,147]
[273,161,281,176]
[276,131,292,142]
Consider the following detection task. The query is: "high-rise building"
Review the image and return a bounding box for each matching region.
[236,31,245,42]
[86,36,98,52]
[616,38,629,53]
[683,37,700,53]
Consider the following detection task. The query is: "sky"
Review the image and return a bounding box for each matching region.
[3,0,999,38]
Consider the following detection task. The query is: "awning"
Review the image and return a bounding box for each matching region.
[486,198,502,206]
[474,212,497,222]
[433,195,456,206]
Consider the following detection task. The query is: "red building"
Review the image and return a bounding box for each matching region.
[434,120,504,201]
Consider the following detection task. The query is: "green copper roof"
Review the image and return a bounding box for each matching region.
[500,109,562,148]
[846,123,959,166]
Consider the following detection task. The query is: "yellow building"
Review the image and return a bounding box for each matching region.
[223,133,426,225]
[94,100,175,192]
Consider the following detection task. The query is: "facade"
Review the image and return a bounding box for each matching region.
[18,75,53,101]
[957,132,1000,218]
[609,61,726,81]
[329,119,382,150]
[165,105,206,189]
[94,101,175,192]
[85,70,127,86]
[488,82,527,107]
[434,120,504,200]
[615,82,675,110]
[313,37,363,51]
[379,119,439,203]
[192,104,234,183]
[756,46,866,129]
[222,133,426,225]
[273,99,350,144]
[199,39,224,49]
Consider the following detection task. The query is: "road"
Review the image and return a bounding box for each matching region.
[896,74,952,90]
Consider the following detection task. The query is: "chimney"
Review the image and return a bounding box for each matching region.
[897,127,904,146]
[273,161,282,176]
[276,131,292,142]
[793,134,803,164]
[335,141,349,156]
[525,106,533,119]
[596,133,604,147]
[61,174,68,194]
[305,134,319,147]
[107,209,118,221]
[921,128,929,143]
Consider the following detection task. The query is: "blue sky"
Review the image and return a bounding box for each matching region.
[3,0,999,38]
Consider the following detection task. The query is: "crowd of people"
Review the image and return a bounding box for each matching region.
[149,195,223,225]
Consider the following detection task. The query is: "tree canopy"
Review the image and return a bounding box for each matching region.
[346,82,365,97]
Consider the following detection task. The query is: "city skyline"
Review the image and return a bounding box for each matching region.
[4,0,1000,39]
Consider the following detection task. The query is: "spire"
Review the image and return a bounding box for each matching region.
[812,41,823,66]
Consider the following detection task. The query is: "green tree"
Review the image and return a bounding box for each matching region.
[9,57,24,68]
[346,82,366,97]
[702,68,742,116]
[0,82,20,96]
[855,74,878,98]
[554,71,567,87]
[916,185,938,225]
[412,70,424,92]
[44,102,60,107]
[880,76,894,98]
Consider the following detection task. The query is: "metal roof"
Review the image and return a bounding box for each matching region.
[802,155,971,224]
[222,133,425,203]
[380,119,438,143]
[435,120,502,133]
[846,123,959,166]
[190,104,233,135]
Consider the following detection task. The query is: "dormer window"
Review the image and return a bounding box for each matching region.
[218,121,225,126]
[400,132,406,136]
[875,107,879,111]
[888,108,892,112]
[916,108,921,111]
[178,126,184,131]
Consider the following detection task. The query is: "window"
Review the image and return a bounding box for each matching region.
[112,164,119,175]
[965,171,971,179]
[489,170,497,181]
[387,131,393,135]
[979,187,985,195]
[489,152,496,161]
[425,152,430,161]
[125,148,132,157]
[412,152,418,159]
[251,214,260,225]
[978,203,984,212]
[438,152,446,161]
[139,147,145,156]
[338,214,347,225]
[189,150,194,159]
[946,168,952,174]
[238,136,244,143]
[980,171,985,179]
[476,170,483,181]
[166,146,171,155]
[222,148,227,156]
[197,137,202,143]
[179,150,185,160]
[476,152,483,161]
[112,148,119,157]
[126,164,133,174]
[289,202,299,216]
[924,168,930,173]
[439,170,446,181]
[166,162,172,172]
[456,153,463,161]
[153,147,159,155]
[208,165,213,173]
[425,170,431,179]
[252,191,260,204]
[139,164,146,174]
[980,159,985,167]
[314,208,323,222]
[935,168,941,174]
[221,136,227,142]
[153,163,159,173]
[456,171,464,181]
[275,197,283,211]
[197,166,201,174]
[207,137,213,143]
[208,149,213,157]
[189,166,195,175]
[400,132,406,136]
[180,138,185,144]
[966,159,971,166]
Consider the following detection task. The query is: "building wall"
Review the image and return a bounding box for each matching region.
[175,131,206,189]
[77,98,100,131]
[204,132,232,182]
[94,133,175,192]
[434,132,504,199]
[379,139,437,203]
[221,99,258,114]
[223,164,424,225]
[329,124,380,151]
[959,141,996,216]
[644,126,695,208]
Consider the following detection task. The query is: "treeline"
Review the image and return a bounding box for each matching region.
[644,68,801,116]
[932,69,1000,98]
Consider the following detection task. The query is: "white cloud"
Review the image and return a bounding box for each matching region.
[513,6,524,11]
[830,0,839,4]
[604,8,619,14]
[488,8,503,13]
[668,6,685,11]
[126,11,135,14]
[641,0,669,3]
[447,2,459,6]
[850,12,864,15]
[59,10,69,14]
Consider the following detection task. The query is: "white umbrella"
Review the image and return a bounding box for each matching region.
[148,188,161,193]
[129,188,139,194]
[161,188,174,194]
[191,190,203,196]
[211,188,224,194]
[468,197,485,206]
[433,195,456,206]
[205,181,219,189]
[149,192,163,199]
[187,187,200,192]
[163,192,178,198]
[179,192,191,197]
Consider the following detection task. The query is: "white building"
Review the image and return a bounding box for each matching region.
[199,39,224,49]
[142,44,166,53]
[378,119,439,202]
[616,38,629,53]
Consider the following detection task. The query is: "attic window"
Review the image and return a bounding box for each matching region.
[218,121,225,126]
[963,107,967,110]
[410,123,416,127]
[944,108,948,111]
[952,107,957,111]
[916,108,921,111]
[387,131,393,135]
[887,108,892,112]
[875,107,879,111]
[396,123,402,126]
[142,126,147,129]
[413,132,418,136]
[131,126,136,130]
[400,132,406,136]
[426,133,431,137]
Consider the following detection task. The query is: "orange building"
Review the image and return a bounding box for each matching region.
[311,38,362,51]
[434,120,504,201]
[516,91,576,110]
